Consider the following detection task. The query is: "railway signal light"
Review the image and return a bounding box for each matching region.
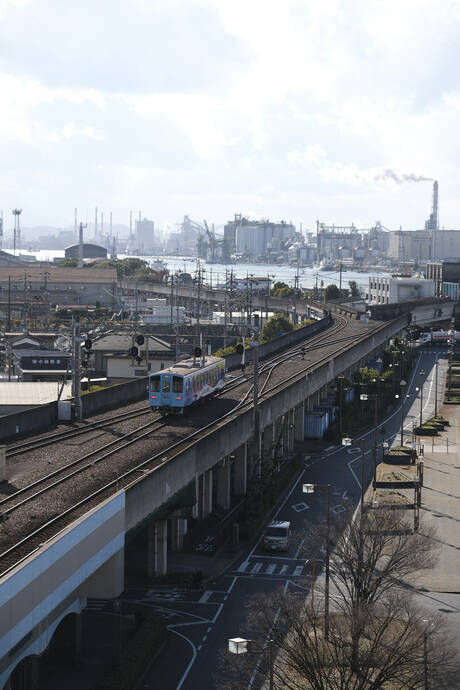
[136,334,145,346]
[129,346,139,357]
[194,346,202,357]
[84,338,92,350]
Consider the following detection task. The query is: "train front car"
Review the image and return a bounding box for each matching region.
[149,356,225,414]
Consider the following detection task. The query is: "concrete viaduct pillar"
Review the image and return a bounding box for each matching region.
[216,460,231,511]
[197,469,213,520]
[294,401,305,441]
[233,444,247,497]
[170,518,188,551]
[147,519,168,577]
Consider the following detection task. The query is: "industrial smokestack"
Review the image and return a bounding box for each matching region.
[95,206,98,240]
[425,180,439,259]
[78,221,84,268]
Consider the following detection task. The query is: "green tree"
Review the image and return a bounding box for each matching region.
[259,314,294,343]
[271,281,294,297]
[348,279,360,297]
[58,258,78,267]
[324,283,340,301]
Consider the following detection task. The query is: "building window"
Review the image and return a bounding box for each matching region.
[32,359,37,364]
[135,369,148,376]
[50,359,54,364]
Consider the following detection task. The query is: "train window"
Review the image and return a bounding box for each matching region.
[162,376,171,393]
[150,375,161,392]
[173,376,183,393]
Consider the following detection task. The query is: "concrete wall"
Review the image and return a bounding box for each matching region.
[81,377,148,417]
[126,315,408,534]
[224,317,329,370]
[0,403,57,443]
[0,493,125,688]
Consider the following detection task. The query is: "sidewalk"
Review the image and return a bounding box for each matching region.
[414,403,460,595]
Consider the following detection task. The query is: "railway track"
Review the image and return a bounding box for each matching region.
[6,406,153,457]
[0,314,361,575]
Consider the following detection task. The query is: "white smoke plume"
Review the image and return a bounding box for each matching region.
[374,169,433,184]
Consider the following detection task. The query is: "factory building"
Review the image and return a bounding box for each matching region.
[426,260,460,298]
[136,218,155,250]
[234,218,295,261]
[65,243,107,260]
[0,266,118,308]
[367,276,435,305]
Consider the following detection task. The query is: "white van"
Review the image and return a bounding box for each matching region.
[263,520,292,552]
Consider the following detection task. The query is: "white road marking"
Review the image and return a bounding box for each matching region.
[265,563,277,574]
[292,565,304,576]
[238,561,249,572]
[199,591,212,603]
[292,501,310,512]
[251,562,263,574]
[294,538,305,559]
[280,565,288,575]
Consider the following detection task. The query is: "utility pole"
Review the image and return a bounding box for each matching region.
[72,319,82,421]
[339,262,343,293]
[7,276,11,332]
[253,339,260,459]
[434,361,438,417]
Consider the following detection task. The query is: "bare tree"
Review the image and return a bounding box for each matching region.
[218,510,459,689]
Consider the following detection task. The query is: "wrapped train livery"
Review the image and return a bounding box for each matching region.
[149,356,226,414]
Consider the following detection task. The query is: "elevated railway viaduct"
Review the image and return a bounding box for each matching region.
[0,314,408,688]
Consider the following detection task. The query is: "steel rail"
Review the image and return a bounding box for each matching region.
[0,314,364,575]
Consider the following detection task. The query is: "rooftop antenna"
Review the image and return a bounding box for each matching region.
[12,208,22,255]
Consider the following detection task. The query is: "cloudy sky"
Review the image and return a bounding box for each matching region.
[0,0,459,233]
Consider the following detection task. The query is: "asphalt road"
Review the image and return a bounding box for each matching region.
[135,346,447,690]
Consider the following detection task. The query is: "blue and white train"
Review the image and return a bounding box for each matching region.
[149,356,226,414]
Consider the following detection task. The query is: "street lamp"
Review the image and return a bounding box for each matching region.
[228,637,274,690]
[303,483,331,639]
[360,382,383,487]
[337,375,345,439]
[399,379,407,446]
[419,370,425,428]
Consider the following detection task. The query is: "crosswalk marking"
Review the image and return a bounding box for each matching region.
[279,565,288,575]
[238,561,249,573]
[293,566,304,576]
[265,563,277,574]
[251,562,263,574]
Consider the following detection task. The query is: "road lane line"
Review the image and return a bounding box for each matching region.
[199,591,212,603]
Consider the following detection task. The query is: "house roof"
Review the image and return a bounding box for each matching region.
[0,382,72,405]
[0,266,117,284]
[12,348,70,358]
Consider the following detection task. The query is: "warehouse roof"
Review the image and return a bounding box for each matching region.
[0,266,117,283]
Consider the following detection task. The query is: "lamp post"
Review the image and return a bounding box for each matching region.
[419,370,425,428]
[337,375,345,440]
[303,483,331,639]
[228,637,274,690]
[399,379,407,446]
[434,361,438,417]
